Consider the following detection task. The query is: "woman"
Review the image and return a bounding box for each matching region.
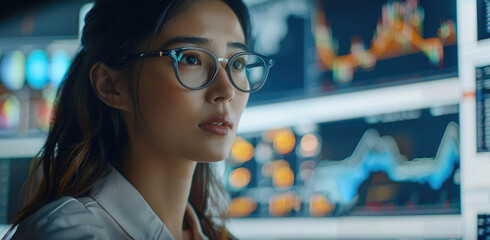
[4,0,273,239]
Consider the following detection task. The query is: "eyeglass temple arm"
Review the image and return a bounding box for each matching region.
[246,59,275,68]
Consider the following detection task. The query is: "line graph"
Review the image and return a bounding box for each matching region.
[311,122,459,205]
[313,0,457,84]
[226,107,459,217]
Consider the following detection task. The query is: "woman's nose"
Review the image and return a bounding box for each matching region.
[205,64,236,103]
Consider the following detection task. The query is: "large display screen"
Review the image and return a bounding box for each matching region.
[225,105,460,217]
[248,0,458,104]
[313,0,457,92]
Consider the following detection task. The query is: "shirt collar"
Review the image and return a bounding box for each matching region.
[89,164,209,240]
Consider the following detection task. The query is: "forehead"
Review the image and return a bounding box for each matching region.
[151,0,245,49]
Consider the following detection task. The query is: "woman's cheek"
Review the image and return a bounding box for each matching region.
[138,72,187,135]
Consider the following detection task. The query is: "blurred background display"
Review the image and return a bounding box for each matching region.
[248,0,457,105]
[0,42,77,136]
[312,0,457,92]
[225,105,460,218]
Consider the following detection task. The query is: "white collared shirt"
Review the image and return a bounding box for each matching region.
[9,165,209,240]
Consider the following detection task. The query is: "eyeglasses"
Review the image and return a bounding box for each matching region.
[122,47,274,93]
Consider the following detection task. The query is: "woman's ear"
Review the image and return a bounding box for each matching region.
[89,63,131,112]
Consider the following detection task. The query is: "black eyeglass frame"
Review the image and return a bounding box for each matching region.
[122,46,274,93]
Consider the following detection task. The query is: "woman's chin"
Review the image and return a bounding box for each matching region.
[193,150,231,163]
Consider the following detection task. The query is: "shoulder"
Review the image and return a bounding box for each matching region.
[10,196,110,240]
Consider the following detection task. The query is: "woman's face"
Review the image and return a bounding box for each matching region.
[132,0,249,162]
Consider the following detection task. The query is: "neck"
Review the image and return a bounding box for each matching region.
[121,138,197,240]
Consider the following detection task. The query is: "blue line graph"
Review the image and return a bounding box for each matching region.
[312,122,459,205]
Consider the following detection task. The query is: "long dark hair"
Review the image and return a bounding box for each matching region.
[5,0,251,239]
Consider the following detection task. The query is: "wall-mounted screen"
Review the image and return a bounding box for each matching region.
[225,105,460,217]
[247,0,458,105]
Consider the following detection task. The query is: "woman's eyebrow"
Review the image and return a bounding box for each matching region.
[158,36,249,51]
[229,42,249,51]
[159,36,211,49]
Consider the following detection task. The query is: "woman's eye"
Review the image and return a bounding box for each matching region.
[233,59,246,71]
[181,54,200,65]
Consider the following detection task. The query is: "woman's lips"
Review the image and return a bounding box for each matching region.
[199,113,233,136]
[199,122,231,136]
